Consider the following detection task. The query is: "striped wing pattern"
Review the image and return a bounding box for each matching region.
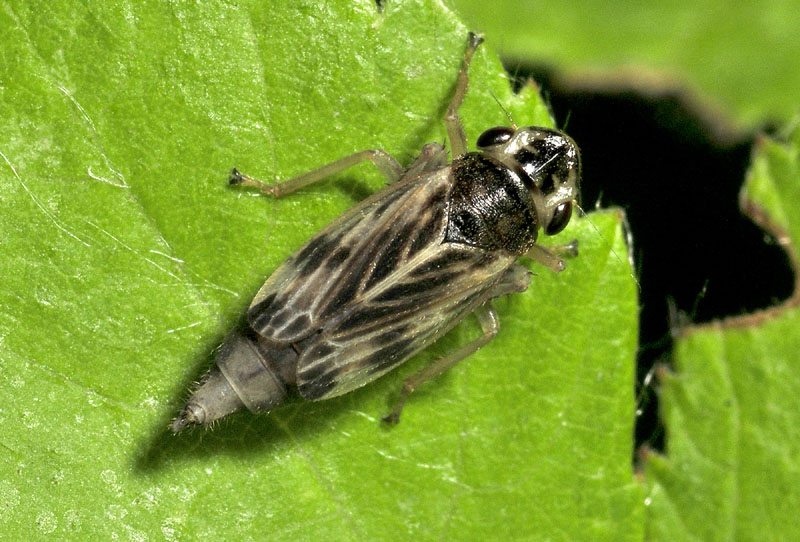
[247,167,516,400]
[247,169,452,345]
[296,244,513,399]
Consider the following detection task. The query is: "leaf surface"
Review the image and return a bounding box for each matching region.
[452,0,800,126]
[0,1,641,539]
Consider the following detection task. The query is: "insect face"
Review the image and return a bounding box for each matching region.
[477,126,581,236]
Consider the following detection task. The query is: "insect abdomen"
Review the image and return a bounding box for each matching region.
[171,330,296,431]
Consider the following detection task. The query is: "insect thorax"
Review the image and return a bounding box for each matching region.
[445,153,539,254]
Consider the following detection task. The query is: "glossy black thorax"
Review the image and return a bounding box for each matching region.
[445,153,539,254]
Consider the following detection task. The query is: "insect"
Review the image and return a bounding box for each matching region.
[171,33,581,432]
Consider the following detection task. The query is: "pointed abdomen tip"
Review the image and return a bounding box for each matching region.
[170,403,205,433]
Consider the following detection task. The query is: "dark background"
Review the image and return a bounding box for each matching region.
[506,62,794,453]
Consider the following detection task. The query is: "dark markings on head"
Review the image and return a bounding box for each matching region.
[540,173,555,195]
[512,148,539,187]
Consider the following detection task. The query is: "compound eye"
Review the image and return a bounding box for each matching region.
[477,126,514,148]
[545,202,572,235]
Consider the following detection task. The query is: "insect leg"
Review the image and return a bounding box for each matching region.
[382,303,499,424]
[550,239,579,258]
[524,240,579,273]
[230,149,405,198]
[489,262,532,298]
[445,32,484,158]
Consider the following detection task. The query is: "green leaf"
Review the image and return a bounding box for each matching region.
[0,1,641,539]
[451,0,800,126]
[642,126,800,540]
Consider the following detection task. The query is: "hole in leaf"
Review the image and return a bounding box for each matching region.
[506,61,794,455]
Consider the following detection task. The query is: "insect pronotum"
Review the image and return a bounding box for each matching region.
[171,33,581,432]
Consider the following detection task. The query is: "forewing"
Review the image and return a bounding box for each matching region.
[247,167,452,346]
[295,245,515,400]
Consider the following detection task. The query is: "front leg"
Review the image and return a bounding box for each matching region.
[524,240,579,273]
